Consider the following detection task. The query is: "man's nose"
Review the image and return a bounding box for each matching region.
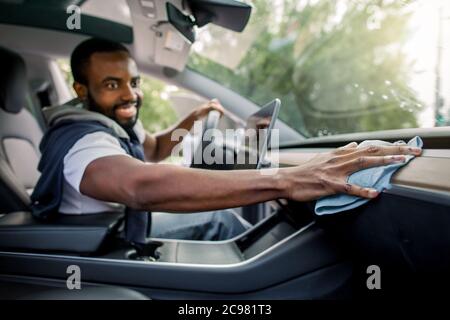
[121,84,137,101]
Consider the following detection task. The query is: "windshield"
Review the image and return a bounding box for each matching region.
[188,0,450,138]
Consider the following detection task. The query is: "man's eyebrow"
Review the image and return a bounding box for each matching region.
[101,76,122,83]
[131,76,141,81]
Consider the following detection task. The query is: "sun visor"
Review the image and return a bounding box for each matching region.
[127,0,251,72]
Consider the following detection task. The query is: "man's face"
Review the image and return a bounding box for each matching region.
[76,51,143,129]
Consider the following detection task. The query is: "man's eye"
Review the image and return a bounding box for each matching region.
[106,82,119,89]
[131,80,140,88]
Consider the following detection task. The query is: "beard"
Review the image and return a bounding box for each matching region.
[86,92,142,130]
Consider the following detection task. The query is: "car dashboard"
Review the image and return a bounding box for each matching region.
[1,129,450,299]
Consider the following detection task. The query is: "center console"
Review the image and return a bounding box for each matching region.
[102,202,308,265]
[0,201,352,299]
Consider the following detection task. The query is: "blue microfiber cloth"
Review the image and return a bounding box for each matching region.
[315,136,423,216]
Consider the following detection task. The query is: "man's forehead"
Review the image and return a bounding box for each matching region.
[88,51,139,79]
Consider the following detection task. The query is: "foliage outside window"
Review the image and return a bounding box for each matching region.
[189,0,450,137]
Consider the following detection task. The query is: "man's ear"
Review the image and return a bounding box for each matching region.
[73,82,88,101]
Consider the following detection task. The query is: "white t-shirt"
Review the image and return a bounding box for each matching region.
[59,122,146,215]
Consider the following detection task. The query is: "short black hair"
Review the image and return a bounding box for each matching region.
[70,38,130,85]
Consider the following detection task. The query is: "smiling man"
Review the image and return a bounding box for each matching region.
[31,38,421,245]
[31,38,251,243]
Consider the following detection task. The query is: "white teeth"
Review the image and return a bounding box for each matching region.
[118,104,136,109]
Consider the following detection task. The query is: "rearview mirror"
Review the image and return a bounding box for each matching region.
[188,0,252,32]
[167,0,252,43]
[166,2,196,43]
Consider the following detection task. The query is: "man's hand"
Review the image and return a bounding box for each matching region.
[281,142,422,202]
[143,99,226,162]
[191,99,225,121]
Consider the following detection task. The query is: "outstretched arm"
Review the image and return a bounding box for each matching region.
[79,143,421,213]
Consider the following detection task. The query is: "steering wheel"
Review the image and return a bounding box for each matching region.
[190,110,235,170]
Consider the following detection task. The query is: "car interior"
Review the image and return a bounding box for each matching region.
[0,0,449,300]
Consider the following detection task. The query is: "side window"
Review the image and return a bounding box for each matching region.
[138,76,179,133]
[56,60,75,97]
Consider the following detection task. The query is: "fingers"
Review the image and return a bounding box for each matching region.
[334,142,358,155]
[339,142,358,150]
[342,183,379,199]
[348,144,422,158]
[208,99,225,116]
[325,179,379,199]
[195,99,225,120]
[341,155,407,174]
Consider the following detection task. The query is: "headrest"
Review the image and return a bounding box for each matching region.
[0,47,27,114]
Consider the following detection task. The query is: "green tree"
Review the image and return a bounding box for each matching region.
[189,0,421,137]
[138,76,177,133]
